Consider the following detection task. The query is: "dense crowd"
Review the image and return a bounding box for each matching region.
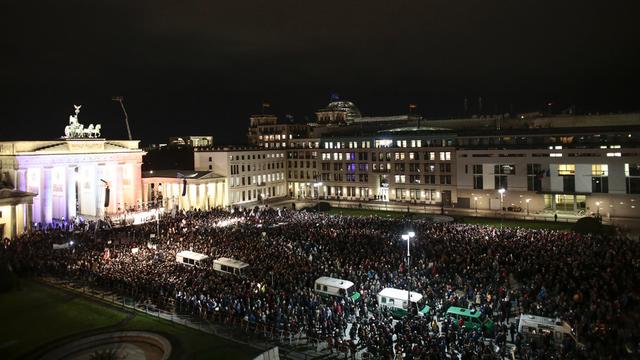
[1,207,638,359]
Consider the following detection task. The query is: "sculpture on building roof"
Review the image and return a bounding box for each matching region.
[64,105,101,138]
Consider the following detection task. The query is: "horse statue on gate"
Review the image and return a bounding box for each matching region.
[63,105,102,138]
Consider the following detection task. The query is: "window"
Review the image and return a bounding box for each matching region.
[439,175,451,184]
[472,164,483,174]
[439,151,451,161]
[558,164,575,175]
[625,163,640,194]
[473,176,483,189]
[592,164,608,176]
[563,176,575,193]
[495,175,508,189]
[592,176,608,193]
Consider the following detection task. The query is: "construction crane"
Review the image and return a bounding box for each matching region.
[112,96,132,140]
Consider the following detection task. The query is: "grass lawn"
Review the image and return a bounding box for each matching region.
[325,207,416,218]
[0,280,261,360]
[460,216,574,230]
[123,315,262,360]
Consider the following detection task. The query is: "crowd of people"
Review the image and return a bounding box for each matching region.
[1,206,638,359]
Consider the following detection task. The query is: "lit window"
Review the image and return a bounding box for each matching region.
[592,164,608,176]
[558,164,575,175]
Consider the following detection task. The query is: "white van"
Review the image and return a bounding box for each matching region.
[176,250,210,267]
[314,277,361,301]
[213,257,249,276]
[377,287,430,318]
[519,314,579,350]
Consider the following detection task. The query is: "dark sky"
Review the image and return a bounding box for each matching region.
[2,0,639,144]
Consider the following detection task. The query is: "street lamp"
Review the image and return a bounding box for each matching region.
[595,201,600,218]
[401,231,416,315]
[474,196,478,215]
[526,198,531,216]
[498,188,506,228]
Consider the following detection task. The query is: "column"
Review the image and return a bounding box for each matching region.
[116,163,124,211]
[16,169,27,191]
[26,203,32,232]
[15,169,27,231]
[66,166,77,220]
[133,163,142,209]
[42,167,53,224]
[9,205,17,239]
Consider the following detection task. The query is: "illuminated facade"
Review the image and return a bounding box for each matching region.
[248,100,640,219]
[0,107,145,228]
[142,170,226,210]
[194,147,287,205]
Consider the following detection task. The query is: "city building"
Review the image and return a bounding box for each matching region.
[260,99,640,219]
[193,146,287,205]
[0,106,145,232]
[247,114,310,149]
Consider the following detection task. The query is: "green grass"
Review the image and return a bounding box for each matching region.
[325,207,416,218]
[460,216,574,230]
[0,279,127,359]
[0,280,261,360]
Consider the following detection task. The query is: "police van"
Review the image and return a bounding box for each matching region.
[213,257,249,276]
[377,287,430,318]
[314,276,361,302]
[176,250,210,267]
[519,314,579,350]
[446,306,495,335]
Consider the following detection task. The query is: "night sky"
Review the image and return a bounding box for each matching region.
[2,1,638,145]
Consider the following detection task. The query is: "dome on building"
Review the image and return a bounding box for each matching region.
[325,101,362,121]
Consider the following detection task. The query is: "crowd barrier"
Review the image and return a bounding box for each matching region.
[39,277,376,360]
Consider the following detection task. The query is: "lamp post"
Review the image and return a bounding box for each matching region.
[474,196,478,215]
[526,198,531,216]
[498,188,506,228]
[401,231,416,315]
[595,201,600,218]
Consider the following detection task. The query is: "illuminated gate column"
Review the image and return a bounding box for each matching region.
[42,167,53,224]
[16,169,27,191]
[66,166,76,220]
[132,163,142,209]
[26,204,32,232]
[115,163,124,211]
[9,205,17,239]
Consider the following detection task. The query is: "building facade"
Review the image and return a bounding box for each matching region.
[194,147,287,205]
[249,99,640,219]
[142,170,226,211]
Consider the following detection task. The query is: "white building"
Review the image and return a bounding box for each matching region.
[194,147,287,205]
[0,106,145,233]
[142,170,226,210]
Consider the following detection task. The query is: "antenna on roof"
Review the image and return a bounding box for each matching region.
[112,96,132,140]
